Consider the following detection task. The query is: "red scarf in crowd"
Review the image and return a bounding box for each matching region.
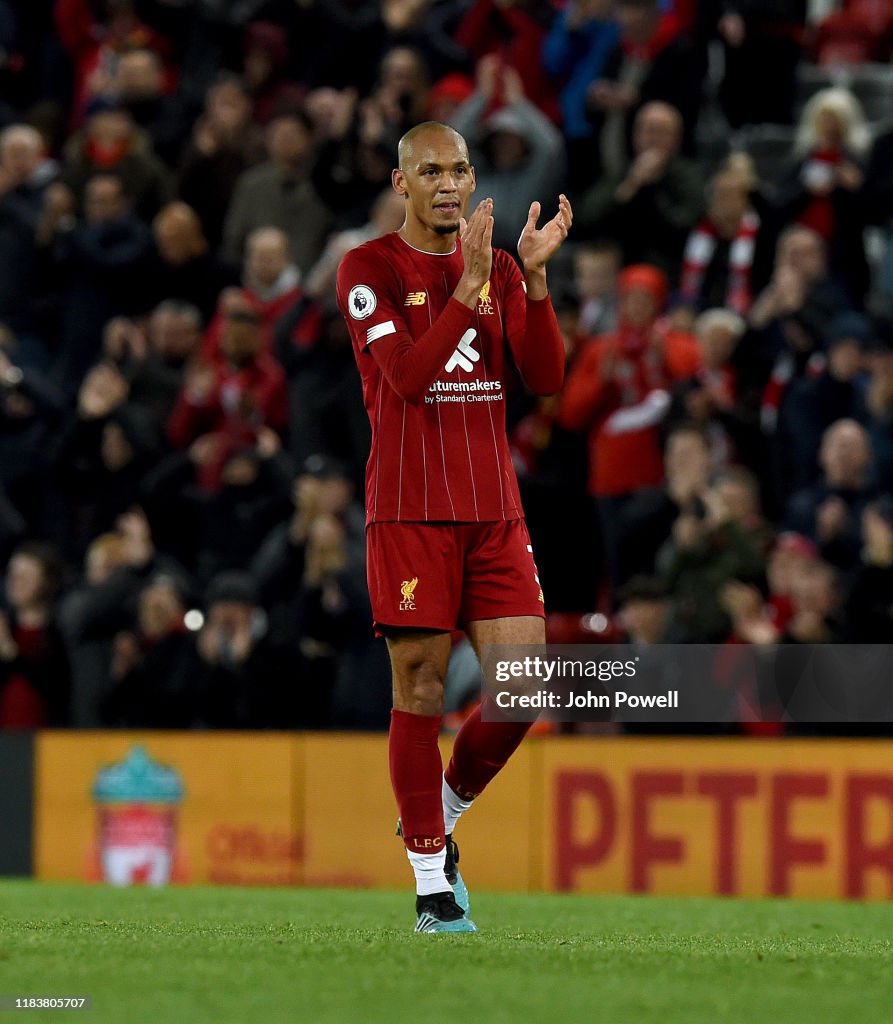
[680,208,761,315]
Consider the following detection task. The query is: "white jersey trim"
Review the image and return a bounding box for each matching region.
[366,320,396,345]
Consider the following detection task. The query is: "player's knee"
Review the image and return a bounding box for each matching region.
[393,665,445,715]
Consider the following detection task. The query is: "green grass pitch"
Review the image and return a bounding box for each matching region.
[1,881,891,1024]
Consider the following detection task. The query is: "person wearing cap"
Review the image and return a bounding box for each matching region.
[558,263,700,589]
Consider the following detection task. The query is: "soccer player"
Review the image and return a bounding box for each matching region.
[336,121,572,933]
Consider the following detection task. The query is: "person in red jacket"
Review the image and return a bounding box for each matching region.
[167,301,288,490]
[558,262,700,588]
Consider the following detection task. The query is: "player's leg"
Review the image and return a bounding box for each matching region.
[443,614,544,836]
[387,629,477,932]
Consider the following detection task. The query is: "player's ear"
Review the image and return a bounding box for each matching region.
[392,168,407,196]
[469,165,476,193]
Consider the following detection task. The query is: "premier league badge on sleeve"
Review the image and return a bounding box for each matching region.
[348,285,377,320]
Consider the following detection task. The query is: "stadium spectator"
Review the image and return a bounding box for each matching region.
[785,418,878,571]
[620,421,713,586]
[775,312,871,493]
[450,58,565,252]
[748,225,852,506]
[167,301,288,456]
[121,302,202,425]
[240,21,306,126]
[709,0,806,129]
[0,541,69,728]
[558,264,701,588]
[0,128,52,333]
[144,431,292,584]
[865,327,893,492]
[177,75,266,248]
[149,202,240,323]
[222,112,332,273]
[845,497,893,642]
[678,163,775,316]
[779,558,843,643]
[657,475,767,642]
[542,0,619,193]
[60,102,172,223]
[579,101,703,281]
[775,87,871,304]
[195,570,304,728]
[616,574,676,645]
[455,0,560,121]
[38,173,153,390]
[51,362,163,555]
[111,47,186,168]
[671,308,761,472]
[100,573,200,728]
[569,241,620,340]
[588,0,703,171]
[56,510,193,726]
[0,334,66,546]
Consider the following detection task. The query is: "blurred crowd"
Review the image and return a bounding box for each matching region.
[2,0,893,731]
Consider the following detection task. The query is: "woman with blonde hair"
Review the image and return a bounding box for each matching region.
[777,86,870,303]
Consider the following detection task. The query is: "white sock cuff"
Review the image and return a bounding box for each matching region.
[406,848,449,896]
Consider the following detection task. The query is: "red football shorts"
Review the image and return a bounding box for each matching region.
[367,519,545,633]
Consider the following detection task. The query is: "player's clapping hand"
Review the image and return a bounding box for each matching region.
[517,194,573,273]
[456,198,494,306]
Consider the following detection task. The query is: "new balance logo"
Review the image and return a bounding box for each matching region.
[404,292,427,306]
[445,329,480,373]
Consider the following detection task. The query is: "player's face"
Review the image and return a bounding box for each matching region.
[394,130,475,236]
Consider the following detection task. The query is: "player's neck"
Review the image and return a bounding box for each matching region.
[397,223,457,256]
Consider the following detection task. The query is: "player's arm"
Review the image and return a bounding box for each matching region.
[505,195,573,396]
[336,201,495,405]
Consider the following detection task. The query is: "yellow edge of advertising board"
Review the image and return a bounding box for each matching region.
[34,733,893,900]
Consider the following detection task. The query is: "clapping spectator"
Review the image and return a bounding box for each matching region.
[580,102,703,281]
[52,361,163,554]
[455,0,561,121]
[177,75,266,248]
[775,88,871,305]
[196,571,305,728]
[167,301,288,455]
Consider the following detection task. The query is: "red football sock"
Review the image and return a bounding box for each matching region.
[389,709,446,854]
[444,697,533,801]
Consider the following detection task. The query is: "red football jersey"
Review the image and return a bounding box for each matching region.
[336,231,564,524]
